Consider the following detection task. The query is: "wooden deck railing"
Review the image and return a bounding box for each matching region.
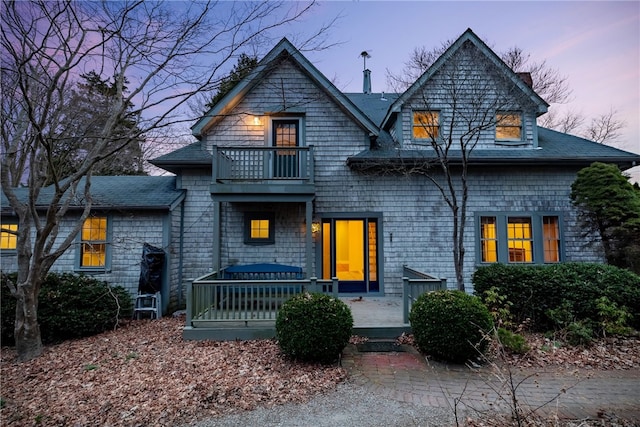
[402,265,448,323]
[212,145,314,182]
[186,275,338,327]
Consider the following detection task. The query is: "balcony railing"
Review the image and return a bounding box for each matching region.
[212,145,314,183]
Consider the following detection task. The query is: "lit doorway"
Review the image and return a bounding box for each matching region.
[321,218,379,293]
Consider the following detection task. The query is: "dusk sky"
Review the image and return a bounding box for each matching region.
[287,1,639,169]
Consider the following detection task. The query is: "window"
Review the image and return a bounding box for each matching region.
[496,113,522,140]
[244,212,275,245]
[480,217,497,262]
[413,111,439,139]
[507,217,533,263]
[477,213,562,264]
[1,223,18,250]
[79,216,109,269]
[543,216,560,263]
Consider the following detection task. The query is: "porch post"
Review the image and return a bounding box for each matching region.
[305,200,312,278]
[212,201,221,273]
[403,276,409,324]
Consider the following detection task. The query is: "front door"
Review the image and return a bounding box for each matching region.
[321,218,379,293]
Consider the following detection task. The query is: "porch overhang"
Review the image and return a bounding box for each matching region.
[210,183,315,202]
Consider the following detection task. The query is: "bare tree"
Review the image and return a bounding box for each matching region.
[0,0,326,361]
[356,40,538,291]
[585,108,627,143]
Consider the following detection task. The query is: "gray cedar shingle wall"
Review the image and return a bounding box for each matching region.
[1,213,167,296]
[400,43,538,151]
[188,55,603,295]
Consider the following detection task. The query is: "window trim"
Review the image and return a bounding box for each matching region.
[412,110,440,141]
[75,215,112,272]
[244,212,275,245]
[0,222,18,252]
[475,212,563,265]
[495,112,523,143]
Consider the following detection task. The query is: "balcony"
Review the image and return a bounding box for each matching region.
[210,145,315,202]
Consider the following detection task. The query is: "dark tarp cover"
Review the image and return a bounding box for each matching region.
[138,243,165,293]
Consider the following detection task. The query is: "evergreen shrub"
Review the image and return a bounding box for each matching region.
[473,263,640,332]
[1,272,133,345]
[276,292,353,364]
[409,290,493,363]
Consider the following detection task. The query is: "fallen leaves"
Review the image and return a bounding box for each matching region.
[500,334,640,371]
[0,317,346,426]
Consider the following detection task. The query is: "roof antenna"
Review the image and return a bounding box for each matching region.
[360,50,371,70]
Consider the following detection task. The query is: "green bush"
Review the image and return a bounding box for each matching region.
[276,292,353,364]
[473,263,640,332]
[409,290,494,364]
[497,327,530,354]
[1,272,133,345]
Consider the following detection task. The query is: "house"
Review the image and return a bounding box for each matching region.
[2,29,639,337]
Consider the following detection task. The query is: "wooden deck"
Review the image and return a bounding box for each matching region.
[182,266,446,341]
[183,296,410,340]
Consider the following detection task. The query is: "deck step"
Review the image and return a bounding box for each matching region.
[356,338,406,353]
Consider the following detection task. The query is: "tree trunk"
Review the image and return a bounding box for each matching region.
[14,284,43,361]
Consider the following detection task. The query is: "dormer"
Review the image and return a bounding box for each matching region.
[381,29,548,150]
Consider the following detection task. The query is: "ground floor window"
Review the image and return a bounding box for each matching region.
[244,212,275,245]
[0,223,18,250]
[77,215,110,270]
[477,213,562,264]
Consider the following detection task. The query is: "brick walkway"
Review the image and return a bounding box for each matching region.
[341,344,640,422]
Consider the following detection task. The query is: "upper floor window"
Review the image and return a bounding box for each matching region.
[496,113,522,141]
[78,216,110,270]
[478,213,561,264]
[413,111,439,140]
[244,212,275,245]
[0,223,18,250]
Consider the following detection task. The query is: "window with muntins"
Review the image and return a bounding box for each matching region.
[244,212,275,245]
[80,216,108,268]
[477,213,562,264]
[496,113,522,141]
[412,111,439,139]
[0,223,18,250]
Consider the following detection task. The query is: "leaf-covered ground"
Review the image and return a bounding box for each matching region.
[1,318,639,426]
[0,317,346,426]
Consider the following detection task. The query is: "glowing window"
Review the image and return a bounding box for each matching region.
[507,217,533,263]
[412,111,440,139]
[480,217,498,263]
[543,216,560,263]
[1,223,18,250]
[251,220,270,239]
[80,217,107,267]
[496,113,522,140]
[244,213,274,245]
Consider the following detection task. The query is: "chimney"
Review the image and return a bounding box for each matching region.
[516,72,533,88]
[363,69,371,94]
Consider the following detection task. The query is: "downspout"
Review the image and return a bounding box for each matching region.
[177,199,185,308]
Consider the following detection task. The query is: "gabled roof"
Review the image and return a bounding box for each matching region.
[381,28,549,129]
[150,141,212,174]
[347,127,640,170]
[1,176,185,215]
[191,38,380,139]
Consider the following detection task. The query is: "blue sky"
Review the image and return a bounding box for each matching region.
[290,1,639,160]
